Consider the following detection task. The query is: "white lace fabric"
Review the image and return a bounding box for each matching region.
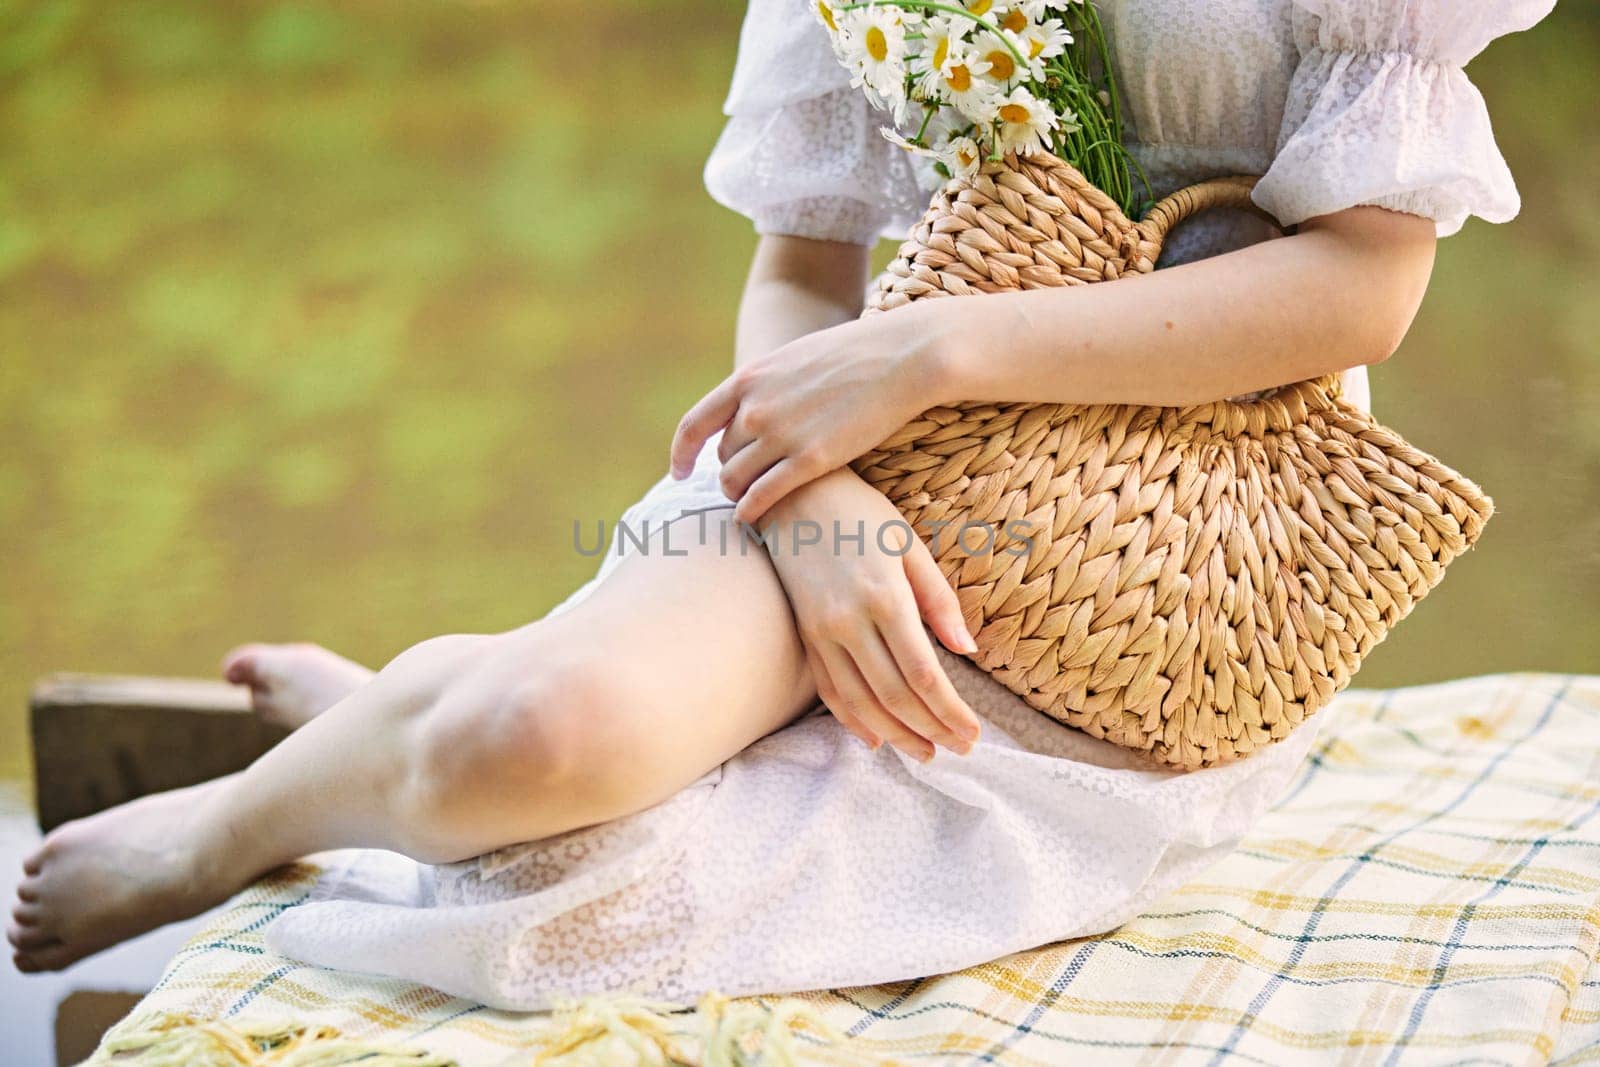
[265,0,1550,1009]
[1253,0,1555,235]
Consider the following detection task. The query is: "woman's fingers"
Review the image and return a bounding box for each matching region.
[806,649,880,749]
[843,620,956,760]
[717,438,780,506]
[671,378,741,479]
[904,537,979,656]
[734,456,815,526]
[874,597,981,750]
[715,415,757,465]
[818,642,932,760]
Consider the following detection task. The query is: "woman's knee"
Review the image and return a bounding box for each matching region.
[439,661,617,787]
[394,647,653,856]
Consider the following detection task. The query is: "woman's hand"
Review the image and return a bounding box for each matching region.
[671,304,952,525]
[761,467,981,762]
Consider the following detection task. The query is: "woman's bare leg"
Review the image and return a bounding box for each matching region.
[9,515,818,971]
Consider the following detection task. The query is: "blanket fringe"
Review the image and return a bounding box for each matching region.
[84,1013,452,1066]
[86,993,858,1066]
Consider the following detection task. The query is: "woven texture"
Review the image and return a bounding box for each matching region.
[850,153,1495,769]
[92,675,1600,1065]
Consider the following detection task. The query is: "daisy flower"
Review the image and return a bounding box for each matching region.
[940,135,984,178]
[993,5,1035,35]
[836,8,908,106]
[1015,16,1073,66]
[812,0,841,33]
[970,29,1031,85]
[911,14,967,90]
[923,41,999,123]
[993,85,1060,155]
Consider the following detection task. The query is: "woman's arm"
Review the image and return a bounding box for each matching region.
[931,207,1437,407]
[733,234,871,365]
[726,232,983,760]
[673,206,1437,522]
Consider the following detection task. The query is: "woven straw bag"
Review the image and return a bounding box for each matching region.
[850,153,1494,770]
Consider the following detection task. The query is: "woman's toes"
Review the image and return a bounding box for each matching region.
[223,644,300,727]
[221,641,372,729]
[221,643,268,687]
[14,941,73,973]
[8,919,55,950]
[7,897,57,949]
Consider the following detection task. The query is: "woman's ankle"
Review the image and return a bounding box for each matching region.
[185,774,294,894]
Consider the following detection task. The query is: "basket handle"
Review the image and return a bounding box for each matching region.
[1135,175,1282,246]
[1133,176,1347,418]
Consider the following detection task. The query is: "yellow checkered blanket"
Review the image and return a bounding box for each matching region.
[92,674,1600,1065]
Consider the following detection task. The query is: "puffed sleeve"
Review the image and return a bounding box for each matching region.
[703,0,931,245]
[1252,0,1557,236]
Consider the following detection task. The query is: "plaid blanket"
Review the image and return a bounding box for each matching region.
[93,673,1600,1065]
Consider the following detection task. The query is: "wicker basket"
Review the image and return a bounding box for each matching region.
[850,153,1494,770]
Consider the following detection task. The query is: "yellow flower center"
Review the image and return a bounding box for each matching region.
[958,146,977,167]
[967,0,992,15]
[944,64,972,92]
[985,49,1014,80]
[999,102,1030,123]
[1001,9,1027,32]
[932,36,948,70]
[865,25,888,62]
[1028,37,1045,59]
[817,1,836,31]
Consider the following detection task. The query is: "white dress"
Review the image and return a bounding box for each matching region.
[265,0,1553,1010]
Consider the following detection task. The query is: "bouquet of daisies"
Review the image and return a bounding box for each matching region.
[815,0,1147,216]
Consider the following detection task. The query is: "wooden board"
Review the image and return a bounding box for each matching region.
[30,674,287,833]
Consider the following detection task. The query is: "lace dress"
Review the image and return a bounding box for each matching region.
[264,0,1553,1010]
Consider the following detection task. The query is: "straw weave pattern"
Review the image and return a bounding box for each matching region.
[851,153,1494,769]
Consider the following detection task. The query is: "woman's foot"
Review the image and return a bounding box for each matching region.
[8,779,244,972]
[222,642,373,730]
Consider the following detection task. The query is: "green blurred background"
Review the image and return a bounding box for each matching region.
[1,1,1596,788]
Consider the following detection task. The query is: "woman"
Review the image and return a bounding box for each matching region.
[10,0,1551,1007]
